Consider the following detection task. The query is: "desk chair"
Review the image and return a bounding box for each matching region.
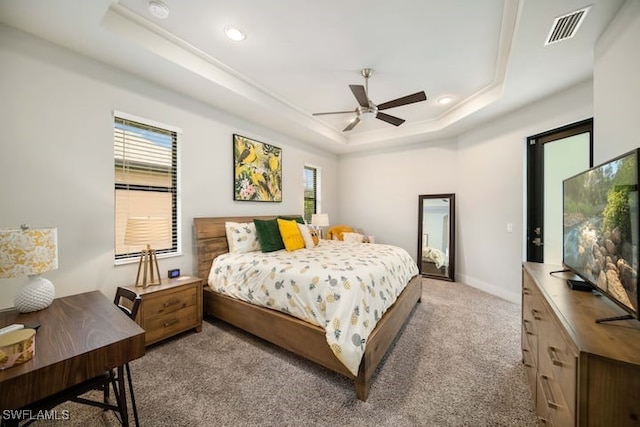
[113,287,142,427]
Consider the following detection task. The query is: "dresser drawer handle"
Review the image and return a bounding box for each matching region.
[163,298,181,308]
[531,309,542,320]
[541,375,560,410]
[522,349,534,367]
[548,346,563,367]
[163,319,179,328]
[537,415,552,425]
[523,320,534,335]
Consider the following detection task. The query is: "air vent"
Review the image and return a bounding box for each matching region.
[545,6,591,45]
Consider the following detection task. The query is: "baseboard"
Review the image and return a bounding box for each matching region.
[455,274,521,304]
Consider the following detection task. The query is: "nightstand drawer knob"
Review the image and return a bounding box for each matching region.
[163,319,179,328]
[164,299,181,308]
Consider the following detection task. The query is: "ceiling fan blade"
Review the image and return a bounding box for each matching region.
[312,110,355,116]
[376,112,405,127]
[343,117,361,132]
[349,85,369,108]
[377,91,427,111]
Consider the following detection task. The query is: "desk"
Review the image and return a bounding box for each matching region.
[0,291,145,423]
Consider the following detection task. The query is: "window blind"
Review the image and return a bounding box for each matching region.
[114,116,178,260]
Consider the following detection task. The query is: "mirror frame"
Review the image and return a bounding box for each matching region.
[417,193,455,281]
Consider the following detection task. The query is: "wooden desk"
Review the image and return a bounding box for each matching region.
[0,291,145,421]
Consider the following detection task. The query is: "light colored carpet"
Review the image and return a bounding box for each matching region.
[25,279,537,426]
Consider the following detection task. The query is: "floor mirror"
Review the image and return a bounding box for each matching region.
[417,194,455,281]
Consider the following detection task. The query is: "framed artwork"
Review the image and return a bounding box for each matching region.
[233,134,282,202]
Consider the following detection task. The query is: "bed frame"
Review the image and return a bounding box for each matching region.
[193,216,422,401]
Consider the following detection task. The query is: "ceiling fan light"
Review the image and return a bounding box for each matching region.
[148,0,169,19]
[360,111,376,121]
[225,27,246,42]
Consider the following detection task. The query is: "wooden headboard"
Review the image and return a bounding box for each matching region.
[193,215,300,282]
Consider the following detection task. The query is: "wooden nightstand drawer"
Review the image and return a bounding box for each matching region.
[143,286,197,319]
[144,305,199,345]
[127,276,203,346]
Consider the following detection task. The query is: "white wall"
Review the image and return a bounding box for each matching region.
[457,81,593,302]
[594,0,640,163]
[0,25,338,309]
[338,139,458,258]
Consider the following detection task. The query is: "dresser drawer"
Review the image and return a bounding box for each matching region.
[144,305,199,344]
[143,286,197,320]
[539,374,574,427]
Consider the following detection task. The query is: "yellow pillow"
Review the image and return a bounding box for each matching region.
[277,219,305,251]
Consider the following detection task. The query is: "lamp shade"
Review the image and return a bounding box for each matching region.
[124,217,171,248]
[0,227,58,278]
[311,214,330,227]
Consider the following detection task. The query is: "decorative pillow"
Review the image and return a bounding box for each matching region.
[254,218,285,252]
[326,225,354,241]
[342,232,365,243]
[298,223,319,249]
[277,219,305,252]
[225,221,261,253]
[278,215,305,224]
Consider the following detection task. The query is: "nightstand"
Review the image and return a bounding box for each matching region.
[126,276,203,346]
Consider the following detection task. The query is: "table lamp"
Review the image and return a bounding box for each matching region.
[311,214,330,239]
[124,217,171,288]
[0,225,58,313]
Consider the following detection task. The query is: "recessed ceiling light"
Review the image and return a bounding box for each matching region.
[224,27,246,42]
[437,96,453,105]
[148,0,169,19]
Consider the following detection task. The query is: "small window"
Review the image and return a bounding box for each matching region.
[303,166,318,223]
[114,113,180,261]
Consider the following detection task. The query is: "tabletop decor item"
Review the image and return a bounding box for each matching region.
[0,225,58,313]
[0,328,36,369]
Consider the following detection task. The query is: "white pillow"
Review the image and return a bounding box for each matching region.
[342,232,364,243]
[297,223,319,249]
[225,221,261,253]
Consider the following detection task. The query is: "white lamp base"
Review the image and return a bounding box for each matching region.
[14,275,55,313]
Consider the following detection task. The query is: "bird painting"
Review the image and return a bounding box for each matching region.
[233,134,282,202]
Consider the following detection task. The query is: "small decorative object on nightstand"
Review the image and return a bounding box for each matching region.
[124,217,171,288]
[125,276,203,346]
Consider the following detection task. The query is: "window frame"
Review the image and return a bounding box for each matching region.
[113,111,182,265]
[303,164,320,223]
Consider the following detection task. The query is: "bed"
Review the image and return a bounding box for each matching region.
[193,216,422,401]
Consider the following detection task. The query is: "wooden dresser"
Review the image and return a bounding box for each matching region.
[522,262,640,426]
[127,276,203,346]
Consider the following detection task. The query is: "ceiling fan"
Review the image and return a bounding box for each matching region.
[313,68,427,132]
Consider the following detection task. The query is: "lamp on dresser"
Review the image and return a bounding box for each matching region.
[124,216,171,288]
[311,214,330,239]
[0,225,59,313]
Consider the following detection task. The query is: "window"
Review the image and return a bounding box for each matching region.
[303,165,317,223]
[114,113,180,261]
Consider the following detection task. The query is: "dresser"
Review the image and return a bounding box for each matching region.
[522,262,640,426]
[127,276,203,346]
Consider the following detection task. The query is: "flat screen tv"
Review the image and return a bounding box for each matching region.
[563,148,639,322]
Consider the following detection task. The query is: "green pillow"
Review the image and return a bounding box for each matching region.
[278,215,305,224]
[254,218,285,252]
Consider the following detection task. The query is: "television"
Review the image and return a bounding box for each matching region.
[563,148,639,322]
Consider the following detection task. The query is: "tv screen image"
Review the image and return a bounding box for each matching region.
[563,148,639,319]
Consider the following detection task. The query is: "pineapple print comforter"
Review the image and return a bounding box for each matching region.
[208,240,419,375]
